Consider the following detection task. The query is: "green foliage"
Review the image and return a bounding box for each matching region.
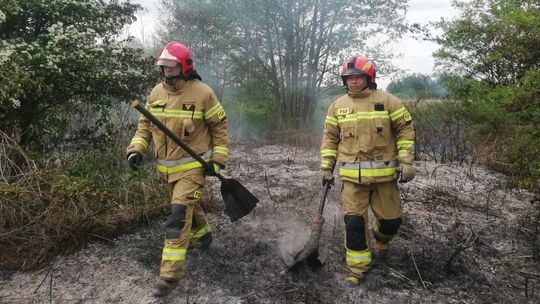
[439,75,539,188]
[433,0,540,84]
[435,0,540,188]
[433,0,540,188]
[0,0,157,148]
[504,126,540,188]
[387,73,447,99]
[506,70,540,127]
[223,79,275,138]
[158,0,410,130]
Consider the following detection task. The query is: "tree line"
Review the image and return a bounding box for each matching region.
[0,0,538,187]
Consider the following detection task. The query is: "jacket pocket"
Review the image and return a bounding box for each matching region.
[373,118,391,151]
[181,101,196,141]
[339,126,358,155]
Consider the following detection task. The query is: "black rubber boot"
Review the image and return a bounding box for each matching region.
[190,233,213,250]
[199,232,213,250]
[152,279,178,297]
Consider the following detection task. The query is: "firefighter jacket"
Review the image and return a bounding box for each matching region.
[127,80,228,183]
[320,89,414,184]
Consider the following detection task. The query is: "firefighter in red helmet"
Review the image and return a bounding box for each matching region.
[320,55,415,285]
[126,41,228,297]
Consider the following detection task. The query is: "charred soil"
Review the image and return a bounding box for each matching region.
[1,142,539,303]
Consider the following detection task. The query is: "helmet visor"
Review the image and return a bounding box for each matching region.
[156,59,178,67]
[342,68,366,77]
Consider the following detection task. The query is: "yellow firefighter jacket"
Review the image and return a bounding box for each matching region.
[127,80,228,183]
[320,89,414,184]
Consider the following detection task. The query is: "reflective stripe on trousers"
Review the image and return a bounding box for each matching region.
[346,248,372,264]
[190,224,211,240]
[162,247,187,261]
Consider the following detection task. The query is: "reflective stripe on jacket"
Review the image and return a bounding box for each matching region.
[320,89,414,184]
[127,80,228,182]
[156,150,213,174]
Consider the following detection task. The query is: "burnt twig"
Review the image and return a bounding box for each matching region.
[34,255,56,294]
[409,252,427,289]
[445,227,478,272]
[264,171,278,202]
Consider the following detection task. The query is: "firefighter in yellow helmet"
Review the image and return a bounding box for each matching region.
[320,55,415,285]
[126,41,228,297]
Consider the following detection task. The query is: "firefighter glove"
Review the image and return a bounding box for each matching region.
[399,163,415,183]
[321,169,334,186]
[127,152,142,171]
[205,160,224,176]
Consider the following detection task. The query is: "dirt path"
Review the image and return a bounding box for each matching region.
[1,143,539,303]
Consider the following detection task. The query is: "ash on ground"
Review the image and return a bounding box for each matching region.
[1,143,539,303]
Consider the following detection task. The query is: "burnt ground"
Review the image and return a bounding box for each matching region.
[1,142,539,303]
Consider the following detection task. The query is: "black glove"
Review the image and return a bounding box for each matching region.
[204,160,224,176]
[127,152,142,171]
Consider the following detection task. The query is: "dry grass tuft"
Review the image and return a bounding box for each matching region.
[0,132,169,270]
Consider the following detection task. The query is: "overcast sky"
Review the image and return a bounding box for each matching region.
[129,0,459,89]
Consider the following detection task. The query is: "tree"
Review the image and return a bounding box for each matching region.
[158,0,409,129]
[433,0,540,85]
[433,0,540,187]
[387,73,447,100]
[0,0,157,148]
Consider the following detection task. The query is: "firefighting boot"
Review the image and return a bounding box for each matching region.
[190,232,213,250]
[151,279,178,297]
[375,242,389,254]
[345,275,361,286]
[374,242,389,260]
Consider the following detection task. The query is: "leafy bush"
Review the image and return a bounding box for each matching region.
[438,74,540,188]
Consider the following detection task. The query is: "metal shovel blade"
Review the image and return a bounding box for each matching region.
[220,178,259,222]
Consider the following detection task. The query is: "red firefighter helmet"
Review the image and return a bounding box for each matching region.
[156,41,194,77]
[341,55,377,89]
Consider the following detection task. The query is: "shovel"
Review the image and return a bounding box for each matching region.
[282,180,332,269]
[132,100,258,222]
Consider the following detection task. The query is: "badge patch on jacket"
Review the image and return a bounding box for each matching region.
[217,109,226,120]
[337,108,350,116]
[182,104,194,111]
[404,112,412,122]
[374,103,385,111]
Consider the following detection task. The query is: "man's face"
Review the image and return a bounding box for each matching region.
[162,64,181,77]
[345,74,368,91]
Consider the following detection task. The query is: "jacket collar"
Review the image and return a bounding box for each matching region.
[348,88,372,98]
[162,79,188,94]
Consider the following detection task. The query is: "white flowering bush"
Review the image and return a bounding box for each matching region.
[0,0,158,148]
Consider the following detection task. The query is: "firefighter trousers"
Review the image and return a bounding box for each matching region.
[159,169,211,280]
[341,180,403,280]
